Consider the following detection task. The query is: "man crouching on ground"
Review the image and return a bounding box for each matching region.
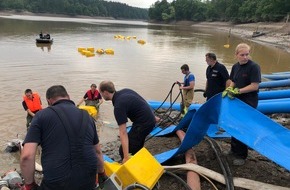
[99,81,155,164]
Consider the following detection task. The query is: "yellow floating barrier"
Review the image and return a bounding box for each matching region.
[87,47,95,52]
[96,48,105,54]
[137,39,146,45]
[126,36,131,40]
[132,36,137,39]
[79,105,98,118]
[78,47,86,52]
[81,50,90,55]
[105,48,114,55]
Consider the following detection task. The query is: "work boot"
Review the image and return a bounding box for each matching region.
[233,158,246,166]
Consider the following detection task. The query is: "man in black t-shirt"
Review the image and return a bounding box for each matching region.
[204,53,230,100]
[20,85,106,190]
[99,81,155,164]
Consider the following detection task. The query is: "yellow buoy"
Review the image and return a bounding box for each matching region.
[137,39,146,45]
[223,44,230,48]
[87,47,95,52]
[96,48,105,54]
[78,47,86,52]
[105,48,114,55]
[81,50,90,55]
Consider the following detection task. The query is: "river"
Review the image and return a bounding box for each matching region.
[0,15,290,173]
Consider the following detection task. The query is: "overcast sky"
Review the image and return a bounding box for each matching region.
[109,0,173,9]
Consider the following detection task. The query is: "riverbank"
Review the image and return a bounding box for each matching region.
[192,21,290,53]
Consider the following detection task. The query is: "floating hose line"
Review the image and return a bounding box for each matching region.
[204,136,234,190]
[163,170,192,190]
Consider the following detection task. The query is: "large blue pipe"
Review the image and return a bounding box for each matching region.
[149,97,290,114]
[259,79,290,88]
[258,89,290,100]
[262,74,290,80]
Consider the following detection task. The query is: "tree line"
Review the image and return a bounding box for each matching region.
[0,0,148,20]
[148,0,290,23]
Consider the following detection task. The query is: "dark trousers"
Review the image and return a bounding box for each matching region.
[231,137,248,159]
[119,125,153,159]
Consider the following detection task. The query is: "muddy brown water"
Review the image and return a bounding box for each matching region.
[0,15,290,173]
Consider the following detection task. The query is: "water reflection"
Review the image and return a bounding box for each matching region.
[35,43,52,52]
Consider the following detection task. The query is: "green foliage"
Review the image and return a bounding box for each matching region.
[149,0,289,23]
[0,0,148,20]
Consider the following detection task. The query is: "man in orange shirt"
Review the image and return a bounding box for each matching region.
[22,89,42,129]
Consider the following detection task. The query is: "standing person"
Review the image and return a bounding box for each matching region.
[222,43,261,166]
[204,53,231,101]
[77,83,103,110]
[178,64,195,115]
[22,89,42,129]
[98,81,155,164]
[20,85,106,190]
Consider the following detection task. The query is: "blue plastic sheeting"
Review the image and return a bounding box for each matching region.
[126,109,197,137]
[154,94,290,170]
[103,154,114,163]
[259,79,290,88]
[262,74,290,80]
[258,89,290,100]
[154,95,219,164]
[220,95,290,171]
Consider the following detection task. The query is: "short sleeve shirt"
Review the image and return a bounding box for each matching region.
[206,62,229,99]
[230,60,261,107]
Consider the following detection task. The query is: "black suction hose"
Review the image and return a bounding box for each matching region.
[163,170,191,190]
[204,136,234,190]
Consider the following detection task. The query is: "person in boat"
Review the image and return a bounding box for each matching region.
[77,83,103,111]
[204,53,230,101]
[222,43,261,166]
[45,33,50,39]
[20,85,107,190]
[39,31,43,39]
[22,89,42,130]
[99,81,155,164]
[176,64,195,116]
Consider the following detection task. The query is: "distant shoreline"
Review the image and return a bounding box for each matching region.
[1,10,289,53]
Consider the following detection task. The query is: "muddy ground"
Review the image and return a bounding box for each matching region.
[102,113,290,190]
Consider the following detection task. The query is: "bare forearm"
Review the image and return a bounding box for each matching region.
[95,144,105,173]
[239,83,259,94]
[20,157,36,184]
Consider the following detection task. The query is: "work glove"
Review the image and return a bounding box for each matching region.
[176,81,181,86]
[228,88,240,99]
[223,87,240,99]
[222,87,233,98]
[21,182,39,190]
[98,171,108,189]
